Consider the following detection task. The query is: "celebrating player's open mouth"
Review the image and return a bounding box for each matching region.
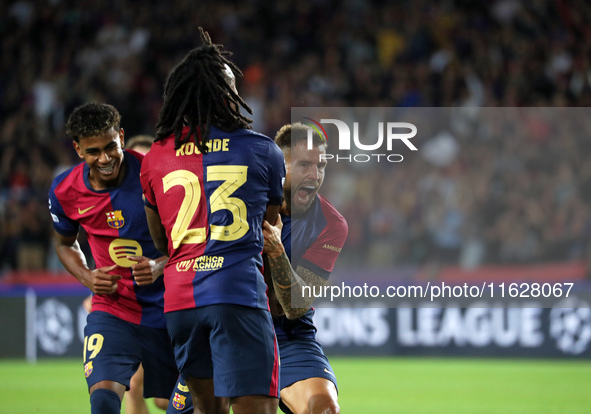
[287,140,327,215]
[294,183,318,207]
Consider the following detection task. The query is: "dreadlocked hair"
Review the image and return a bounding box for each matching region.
[155,27,253,153]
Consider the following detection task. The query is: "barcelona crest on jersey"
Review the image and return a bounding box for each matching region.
[106,210,125,229]
[172,393,186,410]
[84,361,93,378]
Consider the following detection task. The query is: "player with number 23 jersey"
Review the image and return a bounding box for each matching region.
[141,125,285,312]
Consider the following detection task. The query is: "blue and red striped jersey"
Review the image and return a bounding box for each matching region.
[140,126,285,313]
[48,150,166,328]
[275,194,348,341]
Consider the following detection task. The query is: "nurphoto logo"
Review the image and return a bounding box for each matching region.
[303,117,418,163]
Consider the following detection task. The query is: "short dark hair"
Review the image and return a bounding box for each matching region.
[65,103,121,143]
[155,27,252,153]
[125,135,154,151]
[274,122,326,152]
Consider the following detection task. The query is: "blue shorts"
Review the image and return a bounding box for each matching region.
[166,304,280,398]
[83,311,178,399]
[165,334,335,414]
[277,338,337,414]
[278,337,337,390]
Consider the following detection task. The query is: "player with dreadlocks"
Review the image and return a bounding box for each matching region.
[155,27,253,153]
[141,28,285,414]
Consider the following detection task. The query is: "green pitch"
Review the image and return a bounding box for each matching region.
[0,357,589,413]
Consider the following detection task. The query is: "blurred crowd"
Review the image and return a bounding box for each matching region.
[1,0,591,274]
[324,107,591,270]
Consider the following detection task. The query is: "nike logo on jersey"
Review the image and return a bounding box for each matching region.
[78,205,96,214]
[324,368,336,377]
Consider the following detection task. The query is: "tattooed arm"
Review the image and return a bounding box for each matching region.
[263,217,328,320]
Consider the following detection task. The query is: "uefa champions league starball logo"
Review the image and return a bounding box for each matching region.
[36,298,74,355]
[549,298,591,355]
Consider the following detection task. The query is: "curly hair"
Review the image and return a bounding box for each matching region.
[155,27,252,153]
[65,103,121,143]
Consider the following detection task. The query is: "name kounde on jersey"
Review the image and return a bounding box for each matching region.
[140,126,285,313]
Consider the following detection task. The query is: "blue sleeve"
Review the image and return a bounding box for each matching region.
[267,142,285,205]
[48,183,79,237]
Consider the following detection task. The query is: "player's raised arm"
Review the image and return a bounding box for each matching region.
[53,230,121,295]
[263,217,324,319]
[264,204,281,229]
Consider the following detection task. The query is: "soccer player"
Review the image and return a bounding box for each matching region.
[48,103,178,414]
[140,28,284,414]
[170,124,348,414]
[81,133,169,414]
[263,123,348,414]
